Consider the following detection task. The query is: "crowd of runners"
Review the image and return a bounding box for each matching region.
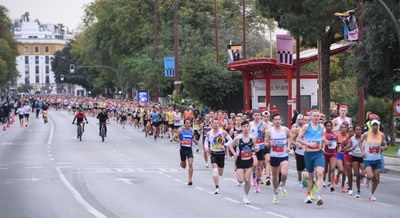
[0,95,390,206]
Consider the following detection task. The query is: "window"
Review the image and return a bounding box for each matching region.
[45,46,49,53]
[46,66,49,74]
[35,56,39,64]
[25,66,29,74]
[35,75,39,83]
[257,96,266,103]
[35,66,39,74]
[25,76,29,84]
[25,56,29,64]
[24,46,29,54]
[35,46,39,53]
[46,76,50,84]
[45,56,49,64]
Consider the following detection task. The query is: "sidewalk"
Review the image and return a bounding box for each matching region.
[384,155,400,175]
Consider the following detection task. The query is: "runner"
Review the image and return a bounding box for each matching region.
[290,114,306,187]
[204,118,233,194]
[296,109,326,206]
[262,110,273,186]
[22,101,31,127]
[361,119,387,201]
[323,120,337,192]
[335,122,350,193]
[265,113,291,204]
[249,110,268,193]
[199,114,212,167]
[229,120,258,204]
[173,118,198,186]
[333,105,353,134]
[348,125,364,198]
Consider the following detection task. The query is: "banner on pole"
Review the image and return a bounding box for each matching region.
[227,44,243,63]
[138,90,149,103]
[164,57,175,77]
[276,34,294,65]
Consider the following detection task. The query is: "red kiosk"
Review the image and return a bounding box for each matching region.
[227,44,349,124]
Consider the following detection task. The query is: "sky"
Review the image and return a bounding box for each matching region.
[0,0,95,30]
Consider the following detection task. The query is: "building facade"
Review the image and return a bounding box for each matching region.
[12,12,73,94]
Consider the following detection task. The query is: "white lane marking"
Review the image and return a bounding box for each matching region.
[48,117,55,145]
[47,146,51,149]
[245,205,260,210]
[195,187,205,191]
[56,167,107,218]
[87,162,104,165]
[47,150,51,153]
[119,154,124,157]
[56,162,73,165]
[224,197,239,203]
[112,150,117,152]
[128,158,134,161]
[50,158,55,161]
[222,178,238,183]
[48,154,52,157]
[375,202,394,207]
[25,167,42,169]
[165,175,172,178]
[381,175,400,182]
[174,178,181,182]
[266,211,289,218]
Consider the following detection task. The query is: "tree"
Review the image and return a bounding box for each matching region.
[0,6,19,92]
[355,0,400,97]
[256,0,356,116]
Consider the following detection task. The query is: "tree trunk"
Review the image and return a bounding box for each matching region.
[320,40,331,117]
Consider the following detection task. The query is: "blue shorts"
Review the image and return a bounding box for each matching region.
[270,156,289,168]
[336,152,344,161]
[304,150,325,173]
[364,159,382,170]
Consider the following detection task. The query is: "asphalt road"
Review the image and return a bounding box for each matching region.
[0,110,399,218]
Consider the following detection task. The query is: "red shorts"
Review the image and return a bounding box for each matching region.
[344,154,353,163]
[324,152,336,161]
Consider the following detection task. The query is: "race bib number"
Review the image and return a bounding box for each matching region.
[174,120,180,124]
[212,144,222,150]
[369,146,380,155]
[181,140,191,147]
[328,140,337,150]
[256,138,264,144]
[272,145,284,153]
[240,151,252,160]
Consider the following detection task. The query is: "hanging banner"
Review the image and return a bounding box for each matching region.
[164,57,175,77]
[276,34,294,65]
[335,10,358,41]
[227,44,243,63]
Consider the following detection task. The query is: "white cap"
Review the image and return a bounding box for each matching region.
[297,114,304,119]
[371,120,380,126]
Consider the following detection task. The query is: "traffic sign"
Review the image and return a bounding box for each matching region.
[394,98,400,115]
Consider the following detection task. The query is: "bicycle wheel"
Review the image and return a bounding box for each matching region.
[101,125,105,142]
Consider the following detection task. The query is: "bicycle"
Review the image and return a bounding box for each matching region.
[98,122,108,142]
[73,122,86,141]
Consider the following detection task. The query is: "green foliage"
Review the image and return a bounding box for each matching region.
[355,0,400,98]
[0,6,19,90]
[330,76,357,103]
[17,84,32,93]
[346,96,392,126]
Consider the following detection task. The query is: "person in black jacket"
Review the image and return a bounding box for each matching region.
[97,107,109,137]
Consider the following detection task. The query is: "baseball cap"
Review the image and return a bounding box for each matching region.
[297,114,304,119]
[371,120,380,126]
[262,111,270,116]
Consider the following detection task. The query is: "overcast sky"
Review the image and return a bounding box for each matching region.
[0,0,94,30]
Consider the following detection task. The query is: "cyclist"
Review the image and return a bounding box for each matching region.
[97,107,109,137]
[72,108,88,132]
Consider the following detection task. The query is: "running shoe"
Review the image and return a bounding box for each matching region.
[195,146,199,153]
[188,181,193,186]
[334,174,339,185]
[310,186,317,200]
[272,193,279,204]
[326,181,331,187]
[315,196,323,206]
[243,196,250,204]
[301,172,308,188]
[348,190,353,196]
[330,186,335,192]
[304,195,312,204]
[280,185,287,197]
[254,184,260,193]
[265,177,271,186]
[341,186,346,193]
[355,191,361,199]
[206,163,209,168]
[368,195,376,201]
[323,182,327,188]
[214,188,220,195]
[252,177,257,187]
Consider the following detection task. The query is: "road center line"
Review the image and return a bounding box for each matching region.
[266,211,289,218]
[224,197,239,203]
[375,202,393,207]
[195,187,205,191]
[245,205,260,210]
[380,175,400,182]
[48,117,55,145]
[55,167,107,218]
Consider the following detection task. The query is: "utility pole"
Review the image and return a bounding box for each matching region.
[214,0,219,64]
[154,0,159,101]
[296,37,301,112]
[242,0,246,59]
